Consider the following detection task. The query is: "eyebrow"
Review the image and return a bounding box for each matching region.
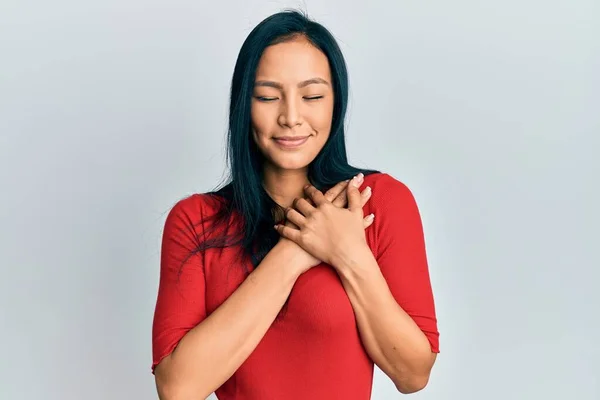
[254,77,330,89]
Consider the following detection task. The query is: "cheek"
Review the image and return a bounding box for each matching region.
[313,97,334,123]
[251,106,273,138]
[311,105,334,133]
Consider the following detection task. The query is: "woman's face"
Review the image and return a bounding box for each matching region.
[251,36,335,173]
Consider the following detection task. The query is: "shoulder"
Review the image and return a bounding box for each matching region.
[362,172,417,206]
[170,191,228,216]
[363,171,405,188]
[164,192,227,232]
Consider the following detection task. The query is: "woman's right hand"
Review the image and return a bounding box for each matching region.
[276,175,373,275]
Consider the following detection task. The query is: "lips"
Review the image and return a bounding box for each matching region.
[273,136,310,148]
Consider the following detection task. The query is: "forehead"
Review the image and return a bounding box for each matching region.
[255,37,331,82]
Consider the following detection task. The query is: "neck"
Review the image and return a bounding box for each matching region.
[262,165,311,209]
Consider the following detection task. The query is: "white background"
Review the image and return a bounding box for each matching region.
[1,0,598,398]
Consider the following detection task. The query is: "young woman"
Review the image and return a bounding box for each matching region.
[151,10,439,400]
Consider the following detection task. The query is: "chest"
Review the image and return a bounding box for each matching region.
[203,249,357,335]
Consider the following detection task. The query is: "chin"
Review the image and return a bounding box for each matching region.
[267,153,315,172]
[272,160,311,172]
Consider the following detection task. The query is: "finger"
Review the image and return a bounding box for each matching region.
[284,207,306,228]
[284,217,299,229]
[333,181,370,209]
[331,186,348,208]
[304,185,327,206]
[347,175,364,212]
[363,213,375,228]
[360,186,372,207]
[293,197,315,217]
[324,180,349,203]
[274,223,301,242]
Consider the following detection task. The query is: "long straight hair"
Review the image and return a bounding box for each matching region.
[183,9,379,278]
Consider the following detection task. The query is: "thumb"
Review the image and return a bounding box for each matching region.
[347,175,364,212]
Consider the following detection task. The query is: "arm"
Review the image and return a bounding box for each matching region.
[334,249,437,394]
[152,200,305,400]
[333,176,439,394]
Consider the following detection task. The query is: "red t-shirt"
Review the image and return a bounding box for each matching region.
[152,172,439,399]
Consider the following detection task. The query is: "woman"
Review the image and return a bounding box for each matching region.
[151,9,439,400]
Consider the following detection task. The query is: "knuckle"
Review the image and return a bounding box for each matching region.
[321,202,333,212]
[299,230,310,243]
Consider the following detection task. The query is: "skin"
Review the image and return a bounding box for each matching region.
[251,34,374,270]
[275,179,438,392]
[154,35,435,399]
[260,36,438,392]
[153,37,374,400]
[251,35,335,208]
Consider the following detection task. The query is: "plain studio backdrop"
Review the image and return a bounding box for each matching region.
[1,0,598,399]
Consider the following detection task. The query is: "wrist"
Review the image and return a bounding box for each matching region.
[332,243,374,276]
[273,240,309,279]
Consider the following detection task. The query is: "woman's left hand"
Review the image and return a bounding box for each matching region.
[274,174,374,268]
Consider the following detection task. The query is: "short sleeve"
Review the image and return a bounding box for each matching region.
[371,174,440,353]
[151,196,208,373]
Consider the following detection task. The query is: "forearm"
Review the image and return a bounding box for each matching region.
[156,243,303,400]
[334,247,435,393]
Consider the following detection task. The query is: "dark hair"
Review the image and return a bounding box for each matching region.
[181,9,379,308]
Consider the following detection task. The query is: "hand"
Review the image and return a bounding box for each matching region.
[275,175,373,275]
[274,173,373,268]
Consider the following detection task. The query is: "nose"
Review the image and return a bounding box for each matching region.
[278,97,302,128]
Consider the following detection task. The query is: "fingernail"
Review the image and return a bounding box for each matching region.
[362,186,372,197]
[366,213,375,221]
[352,173,364,187]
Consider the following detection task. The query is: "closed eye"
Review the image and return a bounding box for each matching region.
[254,96,324,102]
[255,96,278,102]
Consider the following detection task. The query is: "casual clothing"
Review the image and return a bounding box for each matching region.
[152,172,439,399]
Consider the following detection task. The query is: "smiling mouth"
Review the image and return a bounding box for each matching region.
[273,136,310,148]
